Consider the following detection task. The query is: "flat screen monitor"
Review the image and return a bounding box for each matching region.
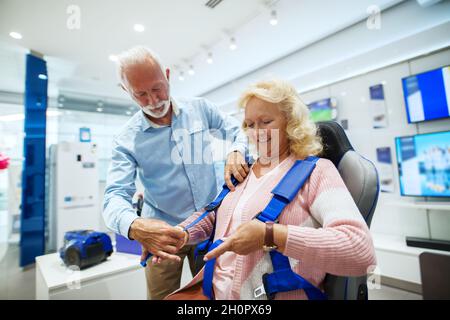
[395,130,450,198]
[307,98,337,122]
[402,65,450,123]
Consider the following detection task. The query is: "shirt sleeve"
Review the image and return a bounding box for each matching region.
[102,138,139,239]
[200,98,248,157]
[283,159,377,276]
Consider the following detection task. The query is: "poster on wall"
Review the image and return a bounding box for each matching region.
[79,127,91,142]
[370,84,388,129]
[376,147,395,193]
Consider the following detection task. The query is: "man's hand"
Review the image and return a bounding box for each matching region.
[204,219,265,261]
[130,218,186,262]
[144,226,189,265]
[224,151,249,191]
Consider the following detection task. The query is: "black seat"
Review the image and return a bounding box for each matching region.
[317,121,380,300]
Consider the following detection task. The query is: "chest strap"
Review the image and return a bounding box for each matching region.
[203,156,327,300]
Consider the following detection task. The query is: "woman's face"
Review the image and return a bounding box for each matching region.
[244,97,289,159]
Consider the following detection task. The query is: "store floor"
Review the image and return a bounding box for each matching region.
[0,243,422,300]
[0,243,35,299]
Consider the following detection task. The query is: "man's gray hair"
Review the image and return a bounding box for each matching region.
[116,46,167,84]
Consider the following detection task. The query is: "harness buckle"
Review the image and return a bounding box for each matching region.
[254,212,279,224]
[253,285,266,299]
[204,202,219,212]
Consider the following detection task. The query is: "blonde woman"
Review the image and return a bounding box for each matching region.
[167,79,376,300]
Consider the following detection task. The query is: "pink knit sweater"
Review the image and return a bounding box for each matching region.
[177,156,377,300]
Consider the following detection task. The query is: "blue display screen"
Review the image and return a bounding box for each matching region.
[395,131,450,197]
[402,66,450,123]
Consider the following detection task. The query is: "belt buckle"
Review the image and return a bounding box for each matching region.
[204,203,219,212]
[254,285,266,299]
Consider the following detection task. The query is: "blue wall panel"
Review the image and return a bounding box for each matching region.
[20,53,48,266]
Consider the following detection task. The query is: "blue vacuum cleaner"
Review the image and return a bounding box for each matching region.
[59,230,113,269]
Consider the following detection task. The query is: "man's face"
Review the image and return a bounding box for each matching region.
[122,61,170,110]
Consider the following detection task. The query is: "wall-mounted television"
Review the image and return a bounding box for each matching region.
[402,65,450,123]
[395,130,450,198]
[307,98,337,122]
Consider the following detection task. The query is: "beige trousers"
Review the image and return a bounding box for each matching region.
[144,244,197,300]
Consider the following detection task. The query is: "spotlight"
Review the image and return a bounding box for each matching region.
[9,31,22,39]
[188,65,195,76]
[229,37,237,50]
[270,10,278,26]
[133,24,145,32]
[207,52,213,64]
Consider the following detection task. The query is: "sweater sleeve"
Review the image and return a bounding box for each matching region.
[178,210,215,245]
[283,159,377,277]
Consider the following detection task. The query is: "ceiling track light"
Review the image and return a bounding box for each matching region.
[270,10,278,26]
[229,37,237,50]
[207,52,213,64]
[188,65,195,76]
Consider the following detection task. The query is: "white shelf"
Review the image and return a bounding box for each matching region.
[373,233,450,256]
[384,201,450,211]
[36,252,142,290]
[373,233,450,285]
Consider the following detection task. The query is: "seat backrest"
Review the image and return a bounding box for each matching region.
[317,121,380,300]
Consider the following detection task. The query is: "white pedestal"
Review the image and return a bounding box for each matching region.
[373,233,450,285]
[36,252,146,300]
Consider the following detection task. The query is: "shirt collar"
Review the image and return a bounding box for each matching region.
[141,98,180,130]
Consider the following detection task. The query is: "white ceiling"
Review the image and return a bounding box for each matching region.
[0,0,404,104]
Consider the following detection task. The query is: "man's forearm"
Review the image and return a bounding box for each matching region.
[103,195,139,239]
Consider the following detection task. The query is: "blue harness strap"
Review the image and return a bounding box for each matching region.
[256,156,327,300]
[256,158,317,223]
[202,156,327,300]
[140,176,238,268]
[202,239,224,300]
[262,251,327,300]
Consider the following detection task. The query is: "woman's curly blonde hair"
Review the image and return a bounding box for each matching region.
[238,79,323,159]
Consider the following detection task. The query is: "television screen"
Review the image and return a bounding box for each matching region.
[402,65,450,123]
[395,131,450,197]
[308,98,337,122]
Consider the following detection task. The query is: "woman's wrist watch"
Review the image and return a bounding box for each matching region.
[263,221,278,252]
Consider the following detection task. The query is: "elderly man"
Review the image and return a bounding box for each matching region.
[103,46,249,300]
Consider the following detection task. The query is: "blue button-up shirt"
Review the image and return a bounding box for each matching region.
[102,97,248,239]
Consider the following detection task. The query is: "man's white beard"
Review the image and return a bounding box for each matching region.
[142,99,171,118]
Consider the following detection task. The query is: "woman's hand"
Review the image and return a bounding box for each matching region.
[224,151,249,191]
[204,219,265,261]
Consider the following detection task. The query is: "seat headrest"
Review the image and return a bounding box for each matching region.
[317,121,353,166]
